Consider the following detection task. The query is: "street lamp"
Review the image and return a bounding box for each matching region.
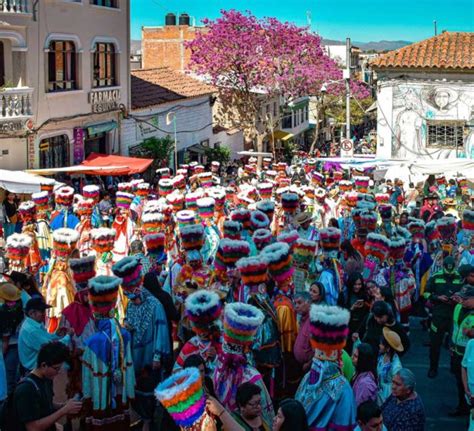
[166,111,178,173]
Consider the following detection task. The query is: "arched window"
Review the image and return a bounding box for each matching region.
[93,42,116,88]
[47,40,77,92]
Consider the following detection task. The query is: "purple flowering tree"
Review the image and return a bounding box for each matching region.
[186,10,370,158]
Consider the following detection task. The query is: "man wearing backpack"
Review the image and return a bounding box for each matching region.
[8,341,82,431]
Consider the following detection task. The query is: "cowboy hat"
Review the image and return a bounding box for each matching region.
[294,212,313,226]
[382,327,404,353]
[0,282,21,303]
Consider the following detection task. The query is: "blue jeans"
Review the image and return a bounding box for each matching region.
[3,345,19,395]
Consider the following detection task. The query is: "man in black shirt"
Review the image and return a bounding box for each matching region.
[13,341,82,431]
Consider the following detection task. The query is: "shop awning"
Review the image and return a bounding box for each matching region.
[87,121,117,136]
[0,170,59,194]
[272,130,294,141]
[79,153,153,175]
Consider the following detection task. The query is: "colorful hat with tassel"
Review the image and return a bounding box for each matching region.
[136,182,151,198]
[261,242,294,284]
[88,275,122,318]
[425,221,440,245]
[250,210,270,231]
[158,179,174,197]
[167,191,185,212]
[144,233,165,256]
[180,224,205,251]
[389,236,407,262]
[155,368,206,429]
[223,220,242,240]
[118,182,132,192]
[18,201,36,223]
[214,239,250,271]
[176,210,196,228]
[252,228,272,250]
[75,198,94,217]
[231,209,251,230]
[91,228,116,253]
[223,302,264,350]
[142,212,165,233]
[6,233,32,262]
[281,192,299,214]
[294,238,317,268]
[378,204,393,221]
[408,219,426,241]
[54,186,74,207]
[338,180,353,193]
[354,176,370,193]
[208,188,226,211]
[361,211,378,233]
[69,256,96,290]
[436,216,458,247]
[196,197,215,220]
[172,174,186,191]
[311,171,324,186]
[255,200,275,222]
[116,192,134,209]
[185,290,222,335]
[185,190,203,211]
[309,304,350,359]
[344,191,359,208]
[82,185,100,202]
[156,167,171,178]
[52,228,79,258]
[236,255,269,286]
[276,230,299,251]
[198,172,213,188]
[257,182,274,200]
[375,193,390,204]
[32,191,49,213]
[462,209,474,233]
[319,228,341,258]
[112,256,142,293]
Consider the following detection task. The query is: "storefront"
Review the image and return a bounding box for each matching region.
[84,121,117,158]
[39,134,70,169]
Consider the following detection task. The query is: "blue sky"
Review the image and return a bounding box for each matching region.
[131,0,473,42]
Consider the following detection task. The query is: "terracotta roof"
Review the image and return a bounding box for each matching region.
[131,67,215,110]
[371,32,474,70]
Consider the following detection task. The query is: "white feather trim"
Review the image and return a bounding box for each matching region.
[155,368,201,403]
[83,185,100,193]
[224,302,264,327]
[53,228,80,244]
[176,210,196,221]
[7,233,32,248]
[180,224,204,236]
[32,191,49,200]
[185,290,221,314]
[261,242,290,261]
[235,255,268,269]
[197,197,216,208]
[55,186,74,197]
[19,201,35,212]
[142,212,165,223]
[310,304,350,326]
[91,228,116,240]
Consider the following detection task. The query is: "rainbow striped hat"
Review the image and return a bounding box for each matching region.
[185,290,222,335]
[54,186,74,207]
[32,191,49,212]
[223,302,264,349]
[250,210,270,231]
[112,256,142,293]
[18,201,36,223]
[236,255,269,287]
[88,275,122,318]
[310,304,350,357]
[261,241,294,284]
[196,197,215,220]
[223,220,242,239]
[69,255,96,290]
[116,192,134,209]
[155,368,206,428]
[82,185,100,201]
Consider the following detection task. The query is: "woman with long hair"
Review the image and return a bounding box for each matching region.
[272,399,308,431]
[351,343,378,406]
[340,239,364,275]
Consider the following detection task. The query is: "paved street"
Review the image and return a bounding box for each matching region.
[404,318,468,431]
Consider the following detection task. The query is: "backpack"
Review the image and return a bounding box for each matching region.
[0,377,40,431]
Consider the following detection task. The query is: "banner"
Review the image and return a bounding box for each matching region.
[73,127,85,164]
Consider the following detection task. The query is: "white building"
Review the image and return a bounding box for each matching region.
[0,0,130,170]
[372,32,474,159]
[122,67,215,164]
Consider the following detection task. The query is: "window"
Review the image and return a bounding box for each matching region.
[282,111,291,129]
[273,101,278,118]
[426,120,466,149]
[39,135,70,168]
[91,0,118,7]
[0,42,4,87]
[93,43,116,87]
[47,41,77,92]
[300,108,304,124]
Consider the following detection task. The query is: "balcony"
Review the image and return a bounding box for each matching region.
[0,0,29,14]
[0,87,33,121]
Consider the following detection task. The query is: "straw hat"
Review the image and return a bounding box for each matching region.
[294,211,313,226]
[382,327,404,353]
[0,282,21,302]
[443,198,456,207]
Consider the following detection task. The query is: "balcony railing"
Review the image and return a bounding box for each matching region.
[0,87,33,120]
[0,0,29,13]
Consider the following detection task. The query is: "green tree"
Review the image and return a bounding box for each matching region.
[204,146,231,165]
[140,136,175,164]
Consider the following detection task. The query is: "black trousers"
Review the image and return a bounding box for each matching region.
[451,352,469,410]
[429,318,451,371]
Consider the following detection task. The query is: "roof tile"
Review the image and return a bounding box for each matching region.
[131,67,215,110]
[371,32,474,70]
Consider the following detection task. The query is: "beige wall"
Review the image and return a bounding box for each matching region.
[0,0,130,169]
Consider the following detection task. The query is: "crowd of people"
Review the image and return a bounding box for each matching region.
[0,155,472,431]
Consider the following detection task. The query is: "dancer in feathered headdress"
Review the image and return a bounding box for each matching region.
[318,228,344,305]
[32,191,53,282]
[112,192,136,263]
[459,209,474,266]
[213,302,274,427]
[82,275,135,431]
[18,200,43,275]
[197,197,221,265]
[50,186,80,231]
[174,290,223,376]
[296,304,355,430]
[43,228,79,332]
[74,198,95,256]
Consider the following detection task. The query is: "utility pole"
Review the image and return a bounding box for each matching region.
[434,20,437,36]
[345,37,351,140]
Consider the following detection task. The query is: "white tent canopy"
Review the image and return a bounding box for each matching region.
[0,170,58,194]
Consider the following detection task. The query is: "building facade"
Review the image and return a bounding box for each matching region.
[142,13,206,72]
[0,0,130,170]
[372,32,474,159]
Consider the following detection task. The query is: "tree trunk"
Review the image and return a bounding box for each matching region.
[309,104,320,156]
[256,133,265,168]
